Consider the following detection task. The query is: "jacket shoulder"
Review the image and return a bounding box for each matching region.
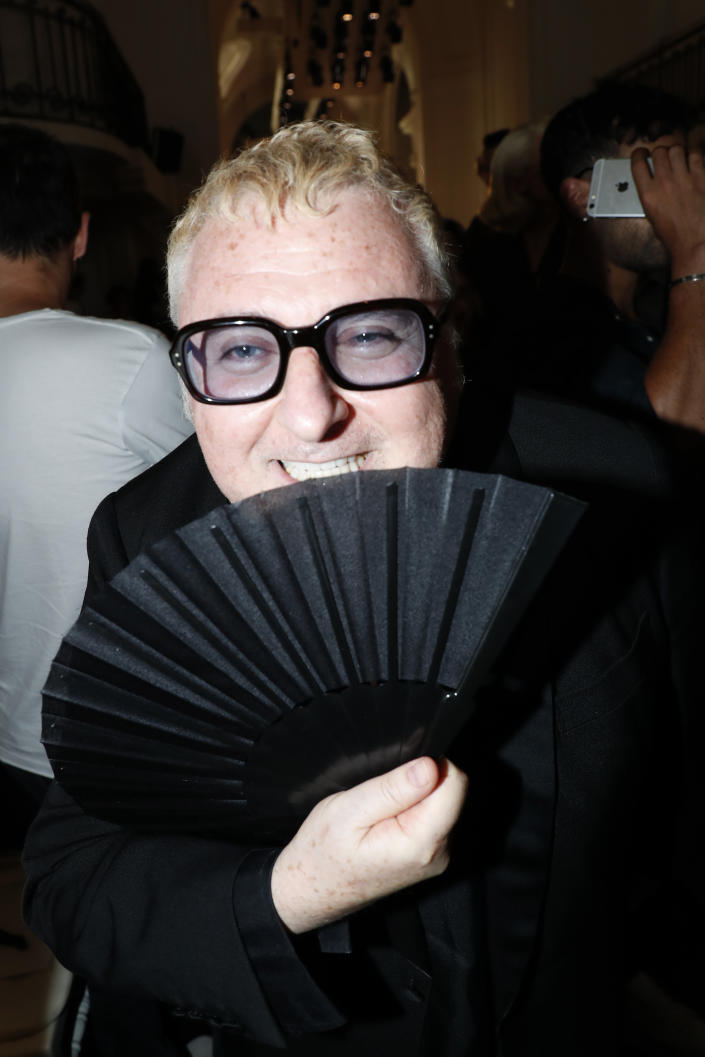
[505,390,675,502]
[87,435,226,591]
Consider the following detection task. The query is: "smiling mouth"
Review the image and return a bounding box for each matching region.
[279,454,369,481]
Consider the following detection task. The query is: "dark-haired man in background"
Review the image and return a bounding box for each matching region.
[0,123,192,824]
[507,82,705,435]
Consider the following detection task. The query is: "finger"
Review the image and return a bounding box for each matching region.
[663,143,688,176]
[688,147,705,186]
[631,146,652,171]
[350,756,441,830]
[631,147,655,193]
[395,757,468,839]
[645,143,672,172]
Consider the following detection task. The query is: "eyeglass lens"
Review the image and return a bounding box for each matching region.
[183,305,426,401]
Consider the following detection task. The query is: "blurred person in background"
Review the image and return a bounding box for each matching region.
[509,82,705,436]
[0,123,193,833]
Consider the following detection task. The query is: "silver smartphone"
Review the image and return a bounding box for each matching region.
[586,158,652,219]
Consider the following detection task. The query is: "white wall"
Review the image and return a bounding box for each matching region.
[398,0,532,225]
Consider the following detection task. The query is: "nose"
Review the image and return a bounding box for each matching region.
[274,346,351,442]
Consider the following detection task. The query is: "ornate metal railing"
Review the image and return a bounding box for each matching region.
[0,0,149,148]
[608,20,705,116]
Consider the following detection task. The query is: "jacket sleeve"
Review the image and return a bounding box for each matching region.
[22,783,344,1044]
[25,482,346,1045]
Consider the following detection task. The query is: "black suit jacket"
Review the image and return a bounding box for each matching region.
[23,391,702,1056]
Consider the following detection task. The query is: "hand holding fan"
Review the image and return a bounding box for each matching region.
[43,467,584,842]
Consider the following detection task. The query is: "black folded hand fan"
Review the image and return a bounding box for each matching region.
[43,467,583,843]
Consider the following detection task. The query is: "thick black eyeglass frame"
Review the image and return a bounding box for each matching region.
[169,297,442,405]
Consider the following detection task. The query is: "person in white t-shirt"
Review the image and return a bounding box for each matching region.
[0,123,193,816]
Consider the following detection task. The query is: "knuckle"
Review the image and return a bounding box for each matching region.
[424,844,451,876]
[416,835,450,872]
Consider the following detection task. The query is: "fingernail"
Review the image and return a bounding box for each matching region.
[407,759,430,788]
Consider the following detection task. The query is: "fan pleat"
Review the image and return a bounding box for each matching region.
[307,481,380,684]
[386,482,400,682]
[206,523,336,693]
[44,662,252,755]
[119,542,317,708]
[142,561,311,705]
[65,599,288,725]
[297,497,360,685]
[427,488,486,684]
[304,472,388,683]
[260,502,354,687]
[46,717,246,778]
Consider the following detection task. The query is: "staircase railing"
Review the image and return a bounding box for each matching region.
[0,0,149,148]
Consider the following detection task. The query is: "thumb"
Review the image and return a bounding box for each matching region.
[352,756,440,829]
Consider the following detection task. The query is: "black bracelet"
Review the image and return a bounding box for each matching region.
[668,272,705,288]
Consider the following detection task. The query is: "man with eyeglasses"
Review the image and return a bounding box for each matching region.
[23,121,703,1056]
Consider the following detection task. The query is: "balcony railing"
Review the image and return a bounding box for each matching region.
[0,0,149,149]
[608,20,705,117]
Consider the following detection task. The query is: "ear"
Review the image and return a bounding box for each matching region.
[72,211,90,261]
[559,177,589,220]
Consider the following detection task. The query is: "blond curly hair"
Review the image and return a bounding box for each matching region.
[167,120,452,321]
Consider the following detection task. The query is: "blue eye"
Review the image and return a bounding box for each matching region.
[222,343,265,362]
[349,329,396,347]
[334,320,403,359]
[335,324,412,363]
[200,327,280,374]
[325,308,426,385]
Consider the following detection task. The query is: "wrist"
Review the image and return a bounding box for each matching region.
[669,272,705,289]
[668,245,705,279]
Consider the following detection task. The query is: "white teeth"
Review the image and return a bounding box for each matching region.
[280,454,368,481]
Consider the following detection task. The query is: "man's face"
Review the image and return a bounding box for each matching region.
[596,133,685,272]
[177,191,457,503]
